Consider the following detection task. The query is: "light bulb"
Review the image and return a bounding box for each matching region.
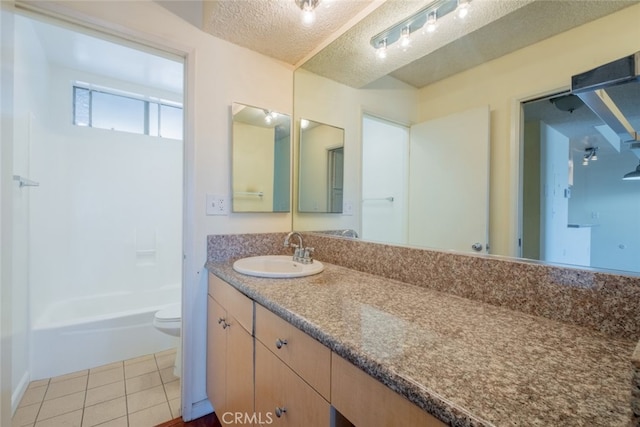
[591,153,598,161]
[426,11,437,33]
[265,114,273,125]
[376,39,387,59]
[399,27,411,49]
[582,157,589,166]
[301,119,310,129]
[301,3,316,26]
[270,111,279,120]
[457,0,470,19]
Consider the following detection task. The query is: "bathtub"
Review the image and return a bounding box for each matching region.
[31,286,180,380]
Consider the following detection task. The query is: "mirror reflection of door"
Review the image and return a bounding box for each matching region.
[327,147,344,213]
[521,83,640,274]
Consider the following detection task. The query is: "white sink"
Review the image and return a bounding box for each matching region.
[233,255,324,278]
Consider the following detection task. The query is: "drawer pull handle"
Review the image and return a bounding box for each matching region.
[275,407,287,418]
[218,318,229,329]
[275,338,288,349]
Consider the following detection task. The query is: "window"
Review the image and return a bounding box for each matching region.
[73,85,183,139]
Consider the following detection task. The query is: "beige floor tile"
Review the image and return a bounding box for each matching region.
[124,359,158,379]
[163,380,180,401]
[88,367,124,389]
[154,353,175,370]
[12,402,40,426]
[19,386,47,407]
[81,396,126,427]
[168,398,181,419]
[126,385,167,414]
[35,409,82,427]
[125,371,162,394]
[93,416,128,427]
[128,402,172,427]
[124,354,154,366]
[44,376,87,400]
[27,379,49,389]
[89,361,123,374]
[37,391,85,421]
[51,370,88,384]
[85,381,125,407]
[158,367,178,385]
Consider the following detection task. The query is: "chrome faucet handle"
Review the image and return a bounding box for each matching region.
[302,247,314,264]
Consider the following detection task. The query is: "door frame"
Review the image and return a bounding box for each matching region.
[510,85,570,259]
[7,2,199,420]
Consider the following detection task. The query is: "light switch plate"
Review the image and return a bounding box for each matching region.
[206,194,229,215]
[343,201,354,216]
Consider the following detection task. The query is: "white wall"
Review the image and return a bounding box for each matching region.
[361,115,408,244]
[28,63,183,320]
[416,2,640,257]
[294,69,418,233]
[20,0,295,419]
[569,150,640,272]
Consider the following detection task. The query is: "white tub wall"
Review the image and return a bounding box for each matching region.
[28,61,184,319]
[11,15,50,412]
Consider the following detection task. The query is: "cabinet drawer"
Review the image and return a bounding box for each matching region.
[255,341,330,427]
[255,304,331,400]
[331,354,446,427]
[208,274,253,334]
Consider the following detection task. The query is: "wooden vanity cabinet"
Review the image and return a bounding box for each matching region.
[331,355,446,427]
[206,274,254,425]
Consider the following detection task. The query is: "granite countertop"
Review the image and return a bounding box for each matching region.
[206,260,636,427]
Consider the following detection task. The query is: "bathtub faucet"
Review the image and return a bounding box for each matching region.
[284,231,314,264]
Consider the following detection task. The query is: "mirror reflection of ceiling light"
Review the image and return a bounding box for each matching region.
[295,0,321,26]
[370,0,470,58]
[457,0,470,19]
[426,11,438,33]
[300,119,310,129]
[623,161,640,180]
[582,147,598,165]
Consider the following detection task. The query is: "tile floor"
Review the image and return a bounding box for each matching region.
[12,349,180,427]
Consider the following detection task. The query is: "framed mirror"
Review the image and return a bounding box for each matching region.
[298,119,345,213]
[231,103,291,213]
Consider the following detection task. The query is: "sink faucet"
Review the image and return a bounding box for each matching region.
[284,231,314,264]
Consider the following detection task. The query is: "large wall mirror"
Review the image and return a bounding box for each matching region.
[232,102,291,213]
[292,1,640,275]
[298,119,345,213]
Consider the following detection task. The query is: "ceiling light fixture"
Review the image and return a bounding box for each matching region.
[623,160,640,180]
[295,0,321,26]
[370,0,470,57]
[582,147,598,165]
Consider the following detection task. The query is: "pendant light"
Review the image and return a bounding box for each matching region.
[623,161,640,180]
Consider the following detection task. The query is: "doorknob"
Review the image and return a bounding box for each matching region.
[471,243,483,252]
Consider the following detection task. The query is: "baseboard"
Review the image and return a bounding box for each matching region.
[11,370,30,415]
[184,398,213,422]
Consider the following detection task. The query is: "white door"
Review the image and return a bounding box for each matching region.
[408,106,490,253]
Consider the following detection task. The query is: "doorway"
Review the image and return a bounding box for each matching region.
[521,86,640,274]
[10,11,185,423]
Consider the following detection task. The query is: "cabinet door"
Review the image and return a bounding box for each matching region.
[226,312,255,420]
[331,355,446,427]
[207,296,227,416]
[255,341,330,427]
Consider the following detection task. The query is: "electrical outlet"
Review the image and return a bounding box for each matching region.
[206,194,229,216]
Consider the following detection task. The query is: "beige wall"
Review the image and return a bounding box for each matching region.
[416,3,640,256]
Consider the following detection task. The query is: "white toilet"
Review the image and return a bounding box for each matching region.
[153,303,181,377]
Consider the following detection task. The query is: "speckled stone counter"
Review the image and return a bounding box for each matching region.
[205,259,636,427]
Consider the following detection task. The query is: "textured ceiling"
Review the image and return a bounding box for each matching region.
[301,0,638,88]
[202,0,376,65]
